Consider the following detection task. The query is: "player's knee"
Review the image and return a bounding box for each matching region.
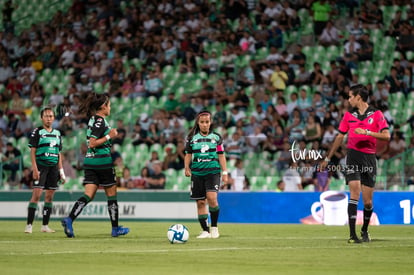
[364,203,372,209]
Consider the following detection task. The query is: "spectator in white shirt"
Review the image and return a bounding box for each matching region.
[319,20,340,47]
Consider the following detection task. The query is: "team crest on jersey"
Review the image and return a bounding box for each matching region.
[95,118,103,127]
[201,144,209,153]
[368,118,373,124]
[211,139,216,144]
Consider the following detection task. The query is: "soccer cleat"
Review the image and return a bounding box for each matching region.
[61,217,75,238]
[196,231,211,239]
[112,226,130,237]
[41,225,56,233]
[348,236,362,244]
[24,224,32,234]
[210,227,220,239]
[361,231,371,242]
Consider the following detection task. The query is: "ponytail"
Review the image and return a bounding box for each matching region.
[78,92,109,117]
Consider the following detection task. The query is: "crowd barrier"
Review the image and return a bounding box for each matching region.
[0,191,413,225]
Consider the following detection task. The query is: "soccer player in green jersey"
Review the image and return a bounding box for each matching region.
[61,92,129,238]
[184,110,228,239]
[25,107,65,234]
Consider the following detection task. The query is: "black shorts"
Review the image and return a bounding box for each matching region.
[190,173,221,200]
[83,168,116,187]
[345,149,377,187]
[33,164,59,190]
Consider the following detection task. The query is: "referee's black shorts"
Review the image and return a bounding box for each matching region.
[345,149,377,187]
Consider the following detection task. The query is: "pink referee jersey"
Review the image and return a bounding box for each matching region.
[338,107,389,154]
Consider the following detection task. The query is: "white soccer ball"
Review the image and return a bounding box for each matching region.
[167,224,189,244]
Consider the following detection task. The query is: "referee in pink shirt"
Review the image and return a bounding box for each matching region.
[320,84,390,244]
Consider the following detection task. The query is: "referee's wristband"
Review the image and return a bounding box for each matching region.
[105,134,111,141]
[222,171,228,176]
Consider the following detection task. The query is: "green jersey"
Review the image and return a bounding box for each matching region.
[28,127,62,166]
[185,131,224,176]
[84,115,113,169]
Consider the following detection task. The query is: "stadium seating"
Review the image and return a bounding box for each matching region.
[2,2,413,192]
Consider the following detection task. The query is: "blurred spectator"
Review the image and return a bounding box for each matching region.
[0,110,7,132]
[225,159,249,191]
[296,88,312,118]
[321,123,338,150]
[304,115,322,143]
[359,2,383,28]
[145,161,166,189]
[225,130,245,160]
[268,63,288,93]
[319,20,340,47]
[30,83,44,107]
[0,60,14,84]
[6,113,18,136]
[144,68,163,99]
[346,17,364,40]
[212,103,227,128]
[131,123,148,146]
[343,35,361,69]
[2,142,22,183]
[112,119,127,146]
[311,0,332,37]
[114,156,127,188]
[163,92,180,115]
[8,92,25,115]
[357,33,373,61]
[74,142,88,172]
[282,161,303,191]
[2,0,16,33]
[384,66,403,94]
[125,167,147,190]
[372,80,389,106]
[19,167,33,189]
[14,112,33,140]
[276,180,285,192]
[384,131,406,159]
[48,86,64,107]
[246,126,267,153]
[314,168,330,192]
[146,150,160,175]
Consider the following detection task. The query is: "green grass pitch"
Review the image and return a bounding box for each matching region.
[1,221,413,275]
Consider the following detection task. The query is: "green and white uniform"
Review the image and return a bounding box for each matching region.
[185,131,224,176]
[185,131,224,199]
[29,127,62,166]
[84,115,113,170]
[28,127,62,189]
[83,115,116,186]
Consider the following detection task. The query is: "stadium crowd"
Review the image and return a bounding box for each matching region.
[1,0,414,191]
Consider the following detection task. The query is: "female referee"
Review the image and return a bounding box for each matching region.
[320,84,390,244]
[184,110,228,239]
[61,92,129,238]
